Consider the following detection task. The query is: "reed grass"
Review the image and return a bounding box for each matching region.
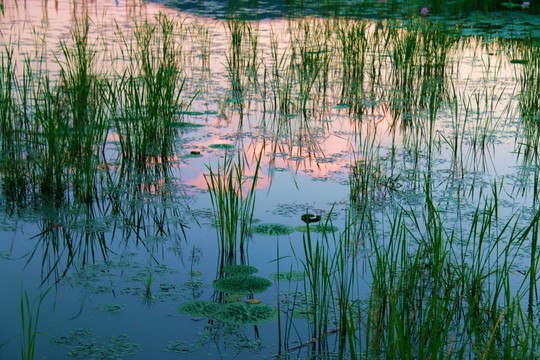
[204,150,261,259]
[20,286,51,360]
[111,13,186,163]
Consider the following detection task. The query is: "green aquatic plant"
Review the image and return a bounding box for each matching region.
[177,300,221,317]
[292,307,316,320]
[214,302,278,325]
[251,223,295,236]
[269,270,305,282]
[169,121,205,128]
[213,275,272,295]
[222,264,259,276]
[295,224,338,233]
[21,287,51,360]
[208,143,235,150]
[205,151,262,258]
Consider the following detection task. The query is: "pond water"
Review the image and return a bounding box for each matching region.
[1,0,540,359]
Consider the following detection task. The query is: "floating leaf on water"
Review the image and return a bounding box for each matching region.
[181,152,204,159]
[251,223,295,236]
[208,143,235,150]
[165,340,196,354]
[292,307,316,320]
[189,270,202,277]
[178,300,221,317]
[213,275,272,294]
[333,103,351,109]
[170,121,205,128]
[510,59,528,64]
[214,302,278,325]
[176,111,206,116]
[295,224,339,233]
[245,299,262,304]
[501,2,521,9]
[95,304,126,315]
[269,271,305,282]
[222,264,259,276]
[183,279,205,290]
[224,294,243,302]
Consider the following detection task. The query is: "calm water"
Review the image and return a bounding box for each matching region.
[0,0,539,358]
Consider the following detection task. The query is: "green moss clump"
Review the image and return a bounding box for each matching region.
[269,271,305,282]
[178,300,221,317]
[223,264,259,276]
[213,275,272,295]
[295,224,338,233]
[214,302,278,325]
[251,223,295,236]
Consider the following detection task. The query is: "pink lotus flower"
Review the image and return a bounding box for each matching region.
[421,7,429,15]
[522,1,530,8]
[379,0,386,3]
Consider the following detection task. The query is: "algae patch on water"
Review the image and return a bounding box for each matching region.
[251,223,295,236]
[214,302,278,325]
[213,275,272,294]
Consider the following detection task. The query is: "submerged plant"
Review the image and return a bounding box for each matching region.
[213,275,272,295]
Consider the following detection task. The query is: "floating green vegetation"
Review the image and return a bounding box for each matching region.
[223,264,259,276]
[169,121,205,128]
[510,59,528,64]
[214,302,278,325]
[189,270,202,277]
[208,143,235,150]
[165,340,197,354]
[251,223,295,236]
[269,270,306,282]
[213,275,272,294]
[93,304,126,315]
[52,330,139,359]
[295,224,339,233]
[224,294,244,302]
[178,300,222,317]
[292,307,316,320]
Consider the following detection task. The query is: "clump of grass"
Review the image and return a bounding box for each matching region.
[110,13,187,164]
[204,151,261,258]
[20,286,51,360]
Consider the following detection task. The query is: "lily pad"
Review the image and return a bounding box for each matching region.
[213,275,272,295]
[178,300,221,317]
[269,271,306,282]
[214,302,278,325]
[251,223,295,236]
[223,264,259,276]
